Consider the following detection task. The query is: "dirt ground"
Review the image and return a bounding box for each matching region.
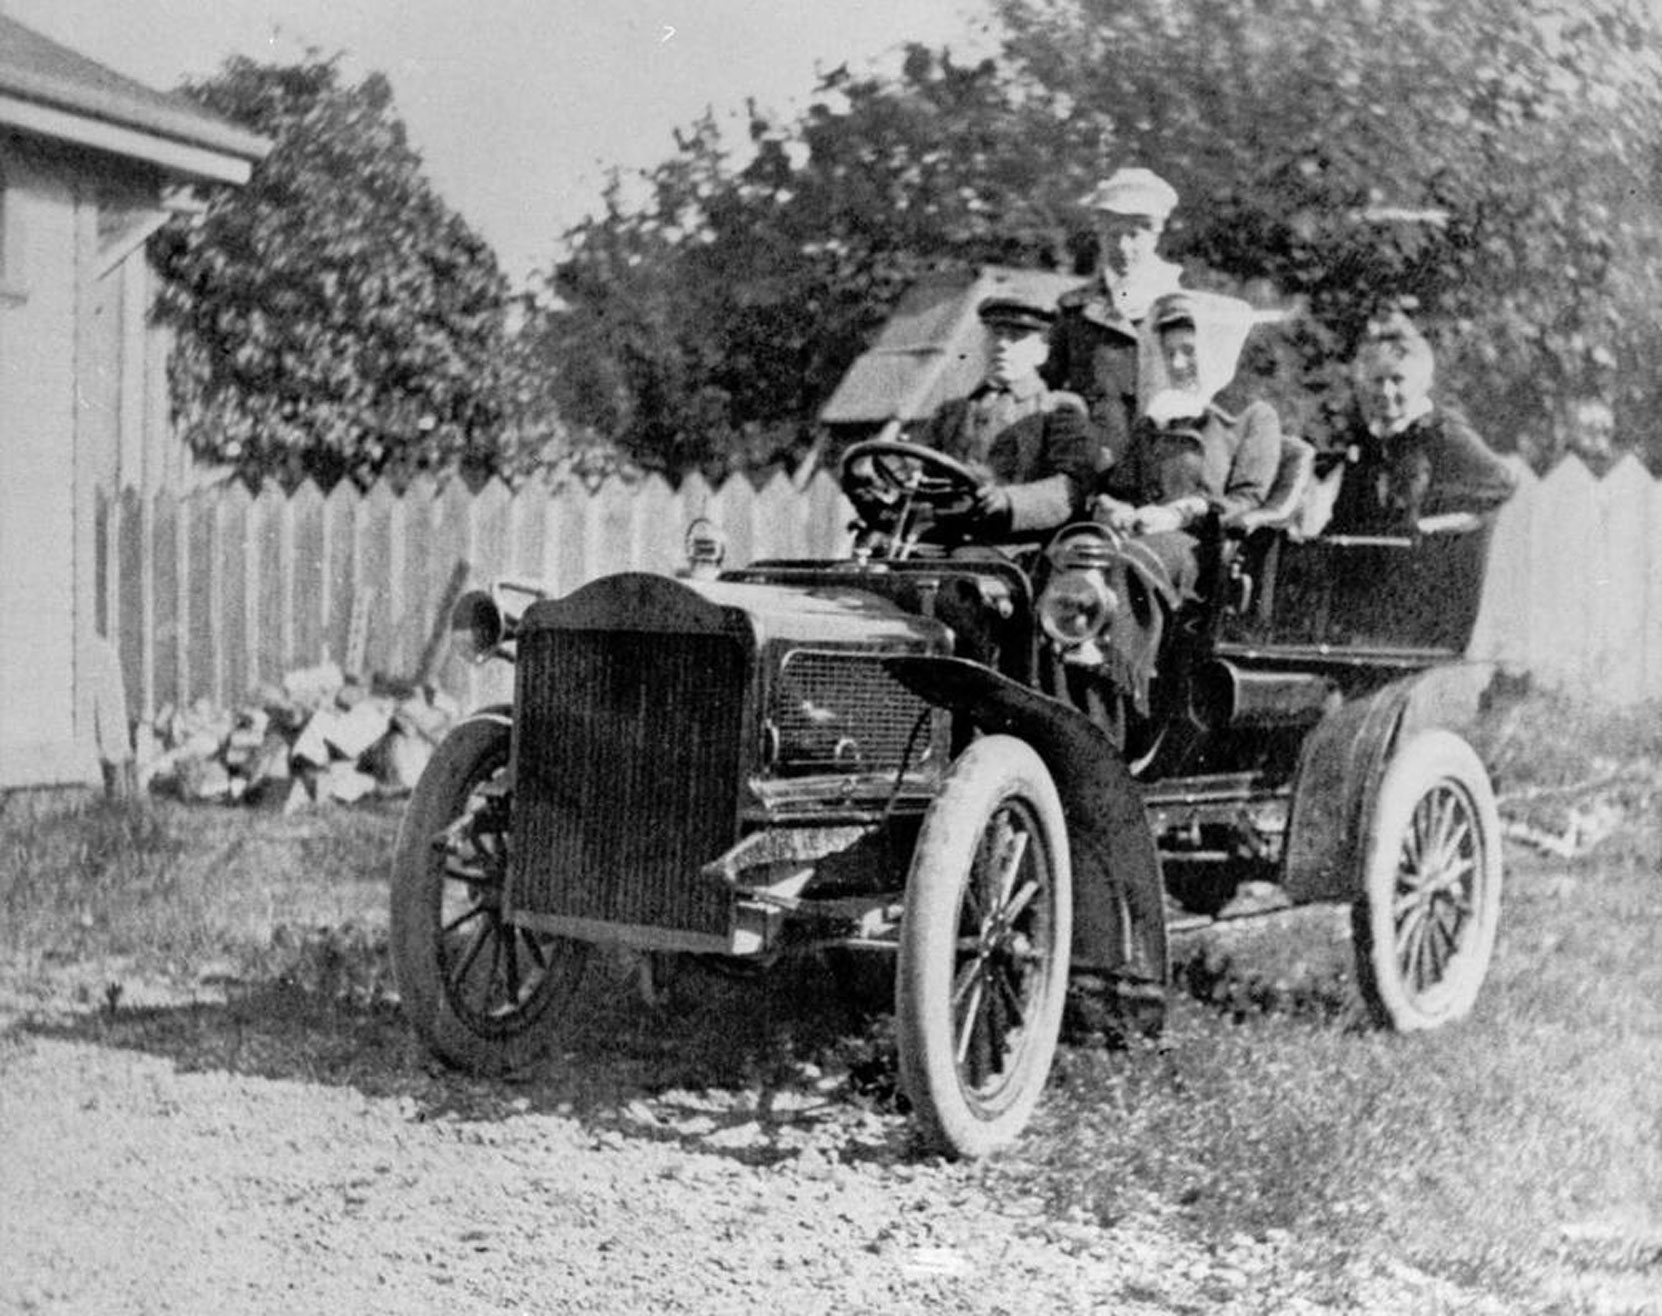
[0,946,1534,1316]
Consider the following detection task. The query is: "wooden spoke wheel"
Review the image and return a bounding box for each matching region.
[390,714,588,1072]
[1353,729,1503,1031]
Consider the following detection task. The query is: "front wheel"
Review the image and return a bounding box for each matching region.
[1352,728,1503,1031]
[390,713,588,1072]
[897,735,1072,1158]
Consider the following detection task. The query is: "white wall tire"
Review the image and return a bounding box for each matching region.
[1352,728,1503,1031]
[896,735,1072,1158]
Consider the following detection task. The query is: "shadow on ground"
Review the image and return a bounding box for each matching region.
[15,941,913,1163]
[15,905,1359,1165]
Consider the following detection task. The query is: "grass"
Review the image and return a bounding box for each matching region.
[0,795,398,980]
[2,690,1659,1309]
[987,691,1662,1309]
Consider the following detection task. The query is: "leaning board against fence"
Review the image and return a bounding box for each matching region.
[106,453,1662,722]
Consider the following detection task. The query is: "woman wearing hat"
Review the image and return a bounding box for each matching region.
[1093,289,1281,594]
[1062,290,1281,722]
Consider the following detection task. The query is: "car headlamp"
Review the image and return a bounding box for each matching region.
[451,589,507,664]
[684,516,727,579]
[1038,569,1117,647]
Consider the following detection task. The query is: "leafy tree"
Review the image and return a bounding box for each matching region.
[153,55,559,488]
[538,0,1662,472]
[537,50,1063,477]
[993,0,1662,463]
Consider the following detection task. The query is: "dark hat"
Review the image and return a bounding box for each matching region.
[977,294,1055,333]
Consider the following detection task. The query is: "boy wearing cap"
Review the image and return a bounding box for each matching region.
[908,293,1094,538]
[1044,166,1186,469]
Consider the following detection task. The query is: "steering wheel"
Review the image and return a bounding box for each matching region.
[839,439,986,528]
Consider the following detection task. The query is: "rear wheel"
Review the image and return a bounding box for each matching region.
[390,714,588,1072]
[1352,729,1502,1030]
[897,736,1071,1158]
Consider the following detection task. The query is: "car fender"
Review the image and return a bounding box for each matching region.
[1282,662,1495,904]
[886,655,1167,986]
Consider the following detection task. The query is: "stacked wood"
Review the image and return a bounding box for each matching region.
[135,658,459,808]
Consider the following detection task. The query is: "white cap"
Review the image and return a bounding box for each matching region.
[1079,167,1179,221]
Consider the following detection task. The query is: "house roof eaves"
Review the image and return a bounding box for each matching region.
[0,16,268,179]
[0,92,258,185]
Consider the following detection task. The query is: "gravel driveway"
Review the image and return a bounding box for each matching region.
[0,951,1525,1316]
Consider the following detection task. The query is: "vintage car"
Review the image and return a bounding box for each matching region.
[389,436,1505,1158]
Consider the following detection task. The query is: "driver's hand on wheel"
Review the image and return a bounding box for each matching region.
[971,482,1012,525]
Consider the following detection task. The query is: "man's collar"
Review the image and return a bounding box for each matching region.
[984,373,1043,403]
[1008,373,1043,403]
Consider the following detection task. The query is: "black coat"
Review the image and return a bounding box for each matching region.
[1040,286,1141,469]
[911,381,1094,533]
[1328,405,1516,534]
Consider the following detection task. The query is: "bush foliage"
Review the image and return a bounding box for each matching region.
[152,56,567,490]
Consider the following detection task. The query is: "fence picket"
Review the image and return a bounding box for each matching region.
[754,469,802,561]
[217,484,252,704]
[507,482,548,584]
[359,482,396,681]
[1595,460,1650,704]
[249,485,287,690]
[150,488,180,716]
[549,481,593,597]
[433,478,481,702]
[322,482,357,673]
[590,478,634,575]
[116,486,149,719]
[636,475,680,578]
[390,476,436,681]
[469,480,514,707]
[290,482,326,672]
[717,474,758,567]
[183,489,218,707]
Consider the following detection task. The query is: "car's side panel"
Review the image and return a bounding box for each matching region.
[885,654,1168,987]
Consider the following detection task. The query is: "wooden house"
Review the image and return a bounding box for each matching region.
[0,16,265,797]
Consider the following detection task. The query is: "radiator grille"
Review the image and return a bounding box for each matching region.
[770,649,940,776]
[509,628,744,936]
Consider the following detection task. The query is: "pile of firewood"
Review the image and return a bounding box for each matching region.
[136,660,459,809]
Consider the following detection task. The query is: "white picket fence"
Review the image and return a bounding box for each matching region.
[103,453,1662,720]
[1471,455,1662,704]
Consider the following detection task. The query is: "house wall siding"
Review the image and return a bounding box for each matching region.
[0,146,86,785]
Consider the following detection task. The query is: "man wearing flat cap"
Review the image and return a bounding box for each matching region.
[908,293,1093,539]
[1044,166,1186,472]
